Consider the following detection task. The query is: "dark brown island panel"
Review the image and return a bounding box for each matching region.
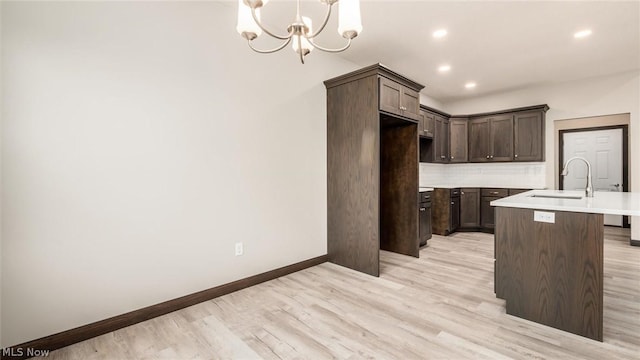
[494,207,604,341]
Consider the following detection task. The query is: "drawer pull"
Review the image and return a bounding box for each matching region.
[420,208,426,212]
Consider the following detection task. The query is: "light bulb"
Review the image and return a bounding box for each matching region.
[338,0,362,39]
[236,0,262,40]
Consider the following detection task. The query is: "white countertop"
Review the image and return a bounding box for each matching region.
[419,187,434,192]
[424,185,546,190]
[491,190,640,216]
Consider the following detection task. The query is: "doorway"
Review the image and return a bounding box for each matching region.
[559,125,629,227]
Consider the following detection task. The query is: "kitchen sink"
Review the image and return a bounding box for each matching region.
[528,194,583,200]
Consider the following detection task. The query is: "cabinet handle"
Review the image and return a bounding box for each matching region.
[490,155,494,159]
[490,192,499,195]
[486,155,490,159]
[451,156,455,159]
[441,155,445,159]
[451,202,454,205]
[420,208,426,212]
[461,192,465,195]
[515,154,518,158]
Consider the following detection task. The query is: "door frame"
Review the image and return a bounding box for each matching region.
[559,124,629,228]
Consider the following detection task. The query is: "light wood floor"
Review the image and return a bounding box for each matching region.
[50,227,640,359]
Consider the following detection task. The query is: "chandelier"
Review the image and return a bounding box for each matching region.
[236,0,362,64]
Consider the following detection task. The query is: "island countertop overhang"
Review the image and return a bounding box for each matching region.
[490,190,640,216]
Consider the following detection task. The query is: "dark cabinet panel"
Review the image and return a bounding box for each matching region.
[434,116,449,163]
[449,118,468,163]
[379,77,420,121]
[514,111,544,161]
[419,110,435,138]
[379,77,402,116]
[433,188,459,235]
[460,188,480,228]
[481,196,498,229]
[401,87,421,121]
[490,114,514,161]
[508,188,529,196]
[419,191,432,246]
[469,118,491,162]
[469,115,513,162]
[450,196,460,231]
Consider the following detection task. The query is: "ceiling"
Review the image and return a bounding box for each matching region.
[230,1,640,103]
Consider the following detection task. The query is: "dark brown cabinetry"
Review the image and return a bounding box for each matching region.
[325,64,424,276]
[460,188,480,228]
[419,191,432,246]
[433,115,449,163]
[419,109,434,138]
[379,76,420,121]
[432,188,460,235]
[433,187,527,234]
[449,118,468,163]
[514,111,545,161]
[480,188,509,229]
[469,114,513,162]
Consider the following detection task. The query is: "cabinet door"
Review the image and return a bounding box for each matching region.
[420,110,435,138]
[450,196,460,232]
[379,77,402,116]
[489,114,514,161]
[419,203,429,246]
[481,196,498,229]
[434,116,449,163]
[514,111,544,161]
[469,118,491,162]
[460,188,480,228]
[449,118,468,162]
[400,87,421,121]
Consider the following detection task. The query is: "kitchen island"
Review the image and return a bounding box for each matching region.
[491,190,640,341]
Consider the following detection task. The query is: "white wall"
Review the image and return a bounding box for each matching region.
[445,71,640,240]
[1,1,358,346]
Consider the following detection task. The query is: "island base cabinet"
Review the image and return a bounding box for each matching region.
[494,207,604,341]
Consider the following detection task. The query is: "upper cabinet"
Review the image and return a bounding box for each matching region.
[514,111,545,161]
[433,115,449,163]
[449,118,468,163]
[419,109,435,138]
[489,114,514,161]
[379,76,421,121]
[464,105,548,163]
[469,114,513,162]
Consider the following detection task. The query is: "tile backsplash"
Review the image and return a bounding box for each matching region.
[420,162,547,189]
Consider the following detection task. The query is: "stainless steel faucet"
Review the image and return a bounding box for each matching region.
[561,156,594,197]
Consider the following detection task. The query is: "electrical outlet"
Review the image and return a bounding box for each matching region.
[534,211,555,223]
[235,242,243,256]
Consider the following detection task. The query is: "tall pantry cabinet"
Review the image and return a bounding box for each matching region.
[324,64,425,276]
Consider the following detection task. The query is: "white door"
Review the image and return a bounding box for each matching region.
[562,128,623,226]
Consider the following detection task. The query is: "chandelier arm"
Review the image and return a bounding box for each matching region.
[298,36,305,64]
[247,38,292,54]
[307,37,352,53]
[250,7,293,40]
[306,3,332,39]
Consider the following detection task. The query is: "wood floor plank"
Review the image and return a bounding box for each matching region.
[48,227,640,359]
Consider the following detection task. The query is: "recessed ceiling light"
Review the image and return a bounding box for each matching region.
[438,64,451,73]
[465,82,476,89]
[433,29,448,38]
[574,29,592,38]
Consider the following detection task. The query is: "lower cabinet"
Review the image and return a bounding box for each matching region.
[419,191,432,246]
[480,188,509,229]
[433,187,526,234]
[460,188,480,228]
[432,188,459,236]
